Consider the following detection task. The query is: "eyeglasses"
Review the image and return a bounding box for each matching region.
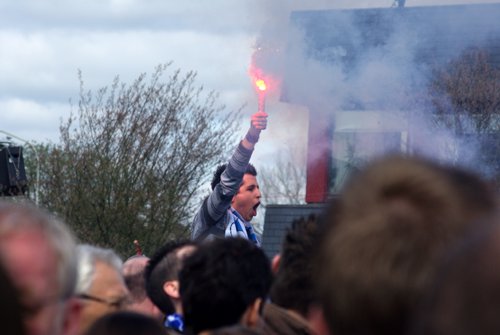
[77,293,130,310]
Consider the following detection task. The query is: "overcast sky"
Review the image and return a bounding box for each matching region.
[1,0,499,162]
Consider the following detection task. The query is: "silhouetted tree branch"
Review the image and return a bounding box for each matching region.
[33,63,241,256]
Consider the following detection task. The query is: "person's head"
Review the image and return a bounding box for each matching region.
[75,244,129,335]
[179,237,272,334]
[210,325,261,335]
[122,255,162,319]
[316,154,497,335]
[270,214,321,317]
[145,240,197,316]
[211,163,261,222]
[0,201,80,335]
[83,311,166,335]
[413,215,500,335]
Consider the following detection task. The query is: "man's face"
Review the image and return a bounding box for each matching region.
[0,229,67,335]
[231,173,261,222]
[78,260,130,335]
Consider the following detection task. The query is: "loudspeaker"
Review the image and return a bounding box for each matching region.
[0,145,28,196]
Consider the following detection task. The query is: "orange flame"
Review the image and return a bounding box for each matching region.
[255,79,267,91]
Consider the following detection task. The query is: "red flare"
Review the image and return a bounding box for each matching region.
[133,240,143,255]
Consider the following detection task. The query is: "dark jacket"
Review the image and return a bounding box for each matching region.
[257,303,315,335]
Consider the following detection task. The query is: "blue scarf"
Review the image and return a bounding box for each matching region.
[229,208,260,246]
[165,313,184,333]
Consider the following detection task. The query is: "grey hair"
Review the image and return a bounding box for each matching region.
[76,244,123,294]
[0,200,78,300]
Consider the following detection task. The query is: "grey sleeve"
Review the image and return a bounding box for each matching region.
[191,142,254,240]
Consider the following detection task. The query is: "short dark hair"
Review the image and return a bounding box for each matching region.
[211,325,261,335]
[144,240,196,315]
[83,311,165,335]
[180,238,272,334]
[125,272,147,303]
[270,214,320,316]
[123,255,150,303]
[211,163,257,190]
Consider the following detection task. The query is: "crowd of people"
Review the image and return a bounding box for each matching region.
[0,110,499,335]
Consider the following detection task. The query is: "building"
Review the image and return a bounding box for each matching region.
[261,3,500,257]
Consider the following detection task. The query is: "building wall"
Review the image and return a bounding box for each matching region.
[289,4,500,202]
[261,203,327,258]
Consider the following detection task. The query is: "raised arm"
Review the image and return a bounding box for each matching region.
[241,111,268,150]
[191,111,268,240]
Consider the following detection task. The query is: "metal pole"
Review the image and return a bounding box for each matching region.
[0,130,40,205]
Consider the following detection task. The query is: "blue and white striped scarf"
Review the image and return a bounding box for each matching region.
[226,208,261,247]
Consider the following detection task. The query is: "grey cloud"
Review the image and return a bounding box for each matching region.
[0,0,260,34]
[2,0,499,145]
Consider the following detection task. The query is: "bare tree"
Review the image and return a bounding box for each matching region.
[259,143,307,205]
[430,48,500,135]
[428,48,500,189]
[34,64,241,256]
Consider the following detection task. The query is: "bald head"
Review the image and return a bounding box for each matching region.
[123,255,149,276]
[122,255,162,319]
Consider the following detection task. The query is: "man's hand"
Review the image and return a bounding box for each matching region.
[250,111,268,131]
[243,111,268,148]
